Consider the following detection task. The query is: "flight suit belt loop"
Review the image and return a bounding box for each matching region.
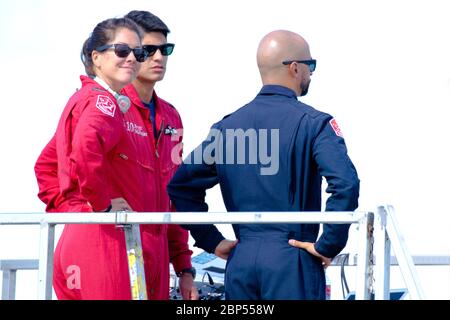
[237,231,316,243]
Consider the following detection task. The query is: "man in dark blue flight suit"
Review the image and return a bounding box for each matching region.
[167,30,360,300]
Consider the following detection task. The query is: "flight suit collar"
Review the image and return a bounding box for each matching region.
[122,84,166,124]
[258,85,297,99]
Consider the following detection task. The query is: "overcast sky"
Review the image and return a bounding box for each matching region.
[0,0,449,299]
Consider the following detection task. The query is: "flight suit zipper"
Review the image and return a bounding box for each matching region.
[155,120,164,158]
[154,119,164,233]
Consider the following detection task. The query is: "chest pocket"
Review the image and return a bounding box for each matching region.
[158,125,183,168]
[158,129,181,188]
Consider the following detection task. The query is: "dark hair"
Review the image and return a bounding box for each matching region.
[125,10,170,37]
[81,17,142,77]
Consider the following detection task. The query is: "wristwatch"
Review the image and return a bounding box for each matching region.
[176,267,196,279]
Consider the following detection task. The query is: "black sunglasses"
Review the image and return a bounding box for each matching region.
[282,59,317,73]
[96,43,148,62]
[142,43,175,57]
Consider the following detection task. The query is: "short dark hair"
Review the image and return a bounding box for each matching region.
[81,17,142,77]
[125,10,170,37]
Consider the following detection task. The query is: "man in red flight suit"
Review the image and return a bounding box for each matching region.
[35,12,196,299]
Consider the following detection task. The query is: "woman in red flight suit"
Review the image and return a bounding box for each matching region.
[35,13,197,299]
[46,17,151,299]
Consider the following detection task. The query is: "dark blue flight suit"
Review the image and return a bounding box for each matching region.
[167,85,360,300]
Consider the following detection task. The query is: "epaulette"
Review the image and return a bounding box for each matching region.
[221,113,232,120]
[92,86,107,93]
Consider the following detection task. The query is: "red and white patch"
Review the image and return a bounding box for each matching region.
[96,95,116,117]
[329,118,344,137]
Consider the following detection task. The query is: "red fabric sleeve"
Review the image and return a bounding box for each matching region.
[34,135,60,212]
[167,224,193,273]
[166,112,192,272]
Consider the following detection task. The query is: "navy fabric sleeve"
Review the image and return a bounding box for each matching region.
[312,116,360,258]
[167,129,225,253]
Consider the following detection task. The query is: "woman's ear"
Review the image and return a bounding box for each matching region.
[92,50,102,69]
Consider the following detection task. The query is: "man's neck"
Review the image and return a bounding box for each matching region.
[132,79,156,104]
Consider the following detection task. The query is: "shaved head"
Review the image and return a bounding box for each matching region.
[256,30,312,95]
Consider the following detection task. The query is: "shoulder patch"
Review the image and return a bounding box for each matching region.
[96,95,116,117]
[329,118,344,137]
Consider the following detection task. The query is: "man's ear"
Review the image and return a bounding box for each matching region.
[289,62,299,77]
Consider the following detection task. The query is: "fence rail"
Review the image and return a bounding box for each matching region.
[0,211,362,225]
[0,207,425,300]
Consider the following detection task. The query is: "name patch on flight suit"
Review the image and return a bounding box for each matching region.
[96,95,116,117]
[329,118,343,137]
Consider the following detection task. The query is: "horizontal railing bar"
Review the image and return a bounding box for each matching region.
[3,255,449,272]
[0,211,364,225]
[331,255,450,266]
[390,255,450,266]
[0,259,39,270]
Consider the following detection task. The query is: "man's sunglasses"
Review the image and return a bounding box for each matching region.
[282,59,317,73]
[96,43,148,62]
[143,43,175,57]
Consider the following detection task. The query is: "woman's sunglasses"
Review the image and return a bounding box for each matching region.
[142,43,175,57]
[96,43,148,62]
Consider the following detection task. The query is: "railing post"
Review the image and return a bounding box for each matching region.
[375,206,390,299]
[37,222,55,300]
[122,224,148,300]
[385,205,425,299]
[355,212,374,300]
[2,269,16,300]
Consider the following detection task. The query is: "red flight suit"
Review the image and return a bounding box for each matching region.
[34,76,191,299]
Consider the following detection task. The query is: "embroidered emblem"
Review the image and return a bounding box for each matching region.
[96,95,116,117]
[125,121,148,137]
[164,125,178,136]
[329,118,344,137]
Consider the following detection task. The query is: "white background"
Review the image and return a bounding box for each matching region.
[0,0,449,299]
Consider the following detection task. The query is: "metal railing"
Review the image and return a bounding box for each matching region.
[0,259,39,300]
[0,207,425,300]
